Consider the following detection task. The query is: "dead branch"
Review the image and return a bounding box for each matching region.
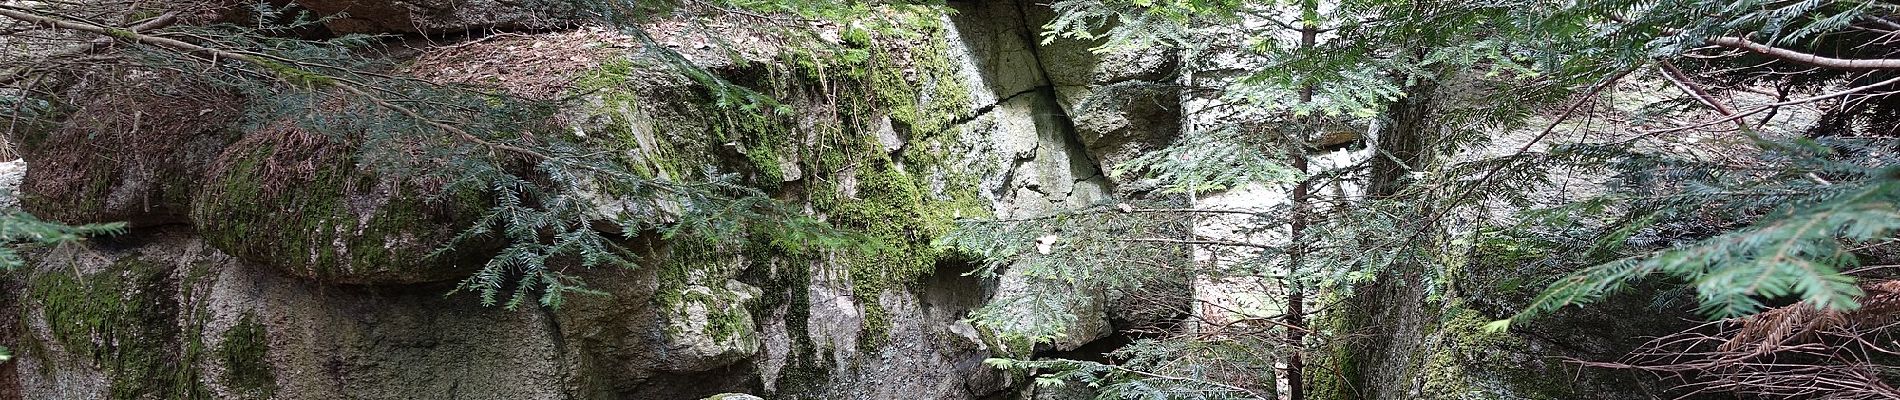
[1577,280,1900,399]
[1710,36,1900,70]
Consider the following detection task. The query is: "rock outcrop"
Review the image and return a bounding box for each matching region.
[0,0,1703,399]
[2,0,1179,399]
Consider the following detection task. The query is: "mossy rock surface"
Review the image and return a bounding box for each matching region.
[217,315,276,399]
[190,123,489,285]
[26,255,214,399]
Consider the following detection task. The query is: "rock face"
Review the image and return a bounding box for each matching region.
[3,0,1180,399]
[2,0,1692,399]
[16,232,569,399]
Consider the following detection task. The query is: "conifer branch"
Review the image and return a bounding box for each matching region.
[1410,68,1634,237]
[1114,237,1282,250]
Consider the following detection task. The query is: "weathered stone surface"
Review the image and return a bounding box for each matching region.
[1035,17,1175,92]
[5,0,1199,398]
[189,124,488,285]
[14,232,568,400]
[0,160,24,211]
[1069,81,1181,176]
[942,0,1131,354]
[945,0,1051,104]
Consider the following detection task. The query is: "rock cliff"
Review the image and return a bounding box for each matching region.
[2,0,1179,398]
[1,1,1714,399]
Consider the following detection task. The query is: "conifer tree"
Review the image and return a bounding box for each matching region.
[962,0,1900,398]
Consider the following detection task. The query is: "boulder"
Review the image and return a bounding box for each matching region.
[189,123,489,285]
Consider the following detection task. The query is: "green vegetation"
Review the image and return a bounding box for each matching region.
[5,0,1900,399]
[191,132,486,284]
[568,9,982,351]
[948,0,1900,398]
[218,315,276,399]
[28,257,212,399]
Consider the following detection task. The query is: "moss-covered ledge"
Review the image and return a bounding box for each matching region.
[15,71,245,227]
[189,123,491,285]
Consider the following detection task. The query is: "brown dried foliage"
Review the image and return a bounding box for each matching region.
[14,70,244,226]
[1580,280,1900,399]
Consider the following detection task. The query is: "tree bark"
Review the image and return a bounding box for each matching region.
[1285,8,1318,399]
[1369,81,1434,198]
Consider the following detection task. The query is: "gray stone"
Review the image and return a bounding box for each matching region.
[1070,80,1182,176]
[14,232,570,400]
[5,1,1203,399]
[0,159,24,210]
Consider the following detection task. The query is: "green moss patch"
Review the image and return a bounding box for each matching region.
[190,125,487,284]
[657,239,759,343]
[217,315,276,399]
[28,256,213,399]
[571,8,984,356]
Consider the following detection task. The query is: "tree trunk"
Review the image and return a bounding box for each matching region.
[1285,14,1319,400]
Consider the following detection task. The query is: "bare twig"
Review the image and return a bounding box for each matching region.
[1710,35,1900,70]
[0,11,175,85]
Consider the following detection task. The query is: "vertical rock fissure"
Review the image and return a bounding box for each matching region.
[1012,0,1112,198]
[534,304,572,393]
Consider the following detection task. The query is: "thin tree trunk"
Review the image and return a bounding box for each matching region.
[1285,9,1319,400]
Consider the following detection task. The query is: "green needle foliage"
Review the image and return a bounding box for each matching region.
[2,1,883,309]
[0,207,123,362]
[1498,138,1900,326]
[985,337,1277,399]
[0,211,124,270]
